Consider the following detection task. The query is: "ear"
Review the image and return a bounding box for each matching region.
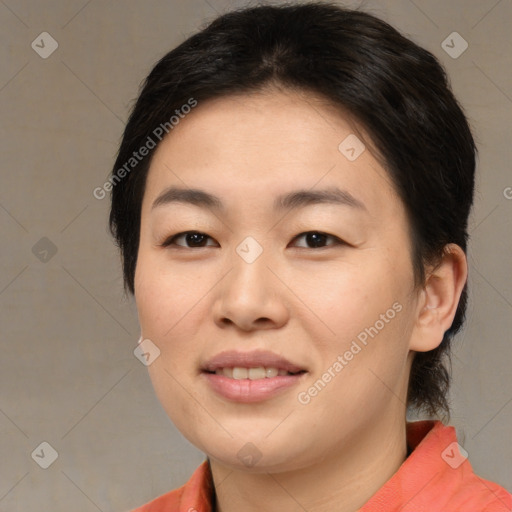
[409,243,468,352]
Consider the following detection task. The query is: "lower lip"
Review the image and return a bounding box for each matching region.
[201,372,306,403]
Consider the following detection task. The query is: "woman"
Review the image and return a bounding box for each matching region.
[109,3,512,511]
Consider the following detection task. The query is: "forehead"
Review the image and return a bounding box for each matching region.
[142,89,402,219]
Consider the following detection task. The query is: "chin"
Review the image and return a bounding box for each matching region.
[190,428,317,474]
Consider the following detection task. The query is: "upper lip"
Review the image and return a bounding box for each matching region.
[202,350,306,373]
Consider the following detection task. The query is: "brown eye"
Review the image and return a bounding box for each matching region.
[162,231,217,248]
[291,231,343,249]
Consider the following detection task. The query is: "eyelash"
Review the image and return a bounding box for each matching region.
[160,230,346,250]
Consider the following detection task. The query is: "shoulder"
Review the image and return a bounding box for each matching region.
[130,485,184,512]
[361,421,512,511]
[129,460,213,512]
[442,467,512,511]
[412,421,512,511]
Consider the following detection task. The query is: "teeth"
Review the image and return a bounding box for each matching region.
[223,368,233,378]
[232,367,248,380]
[266,367,279,378]
[213,366,299,380]
[248,367,266,380]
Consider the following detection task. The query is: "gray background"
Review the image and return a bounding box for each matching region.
[1,0,511,510]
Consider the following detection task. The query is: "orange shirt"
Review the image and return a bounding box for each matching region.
[131,420,512,511]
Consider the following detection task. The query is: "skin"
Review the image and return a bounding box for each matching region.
[134,87,467,512]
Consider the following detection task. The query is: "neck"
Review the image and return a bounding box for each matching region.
[209,411,408,512]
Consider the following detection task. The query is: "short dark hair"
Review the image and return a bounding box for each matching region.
[109,2,476,420]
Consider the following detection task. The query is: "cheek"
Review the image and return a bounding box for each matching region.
[134,254,217,381]
[134,262,207,428]
[135,254,197,336]
[298,254,414,391]
[296,255,408,337]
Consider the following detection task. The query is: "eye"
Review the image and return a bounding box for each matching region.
[160,230,345,249]
[161,231,218,248]
[290,231,344,249]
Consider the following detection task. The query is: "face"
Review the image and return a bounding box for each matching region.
[134,88,420,473]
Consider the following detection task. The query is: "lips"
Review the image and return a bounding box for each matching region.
[201,349,306,374]
[201,349,308,403]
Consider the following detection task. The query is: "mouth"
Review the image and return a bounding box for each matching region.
[200,350,308,402]
[203,366,307,380]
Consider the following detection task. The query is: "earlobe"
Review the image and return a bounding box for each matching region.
[409,243,468,352]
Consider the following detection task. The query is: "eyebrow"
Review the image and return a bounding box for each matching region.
[151,186,367,212]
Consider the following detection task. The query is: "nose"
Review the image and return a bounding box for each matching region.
[212,248,290,332]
